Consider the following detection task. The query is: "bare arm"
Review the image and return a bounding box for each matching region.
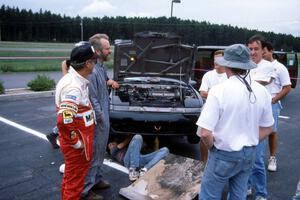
[259,126,273,140]
[117,135,133,149]
[200,128,214,149]
[200,91,208,99]
[272,85,292,104]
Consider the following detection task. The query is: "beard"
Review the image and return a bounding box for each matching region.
[99,51,110,62]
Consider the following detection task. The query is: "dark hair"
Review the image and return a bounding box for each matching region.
[247,34,266,48]
[66,59,71,68]
[264,41,274,51]
[71,63,86,71]
[230,67,247,75]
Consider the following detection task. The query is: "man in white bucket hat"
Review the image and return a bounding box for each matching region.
[196,44,274,200]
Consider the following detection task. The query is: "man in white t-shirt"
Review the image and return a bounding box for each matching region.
[198,50,227,163]
[247,34,276,200]
[263,41,292,172]
[199,50,227,99]
[197,44,274,200]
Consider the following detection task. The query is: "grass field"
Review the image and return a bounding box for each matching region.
[0,41,298,73]
[0,41,113,72]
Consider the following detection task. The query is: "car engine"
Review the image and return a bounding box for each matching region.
[114,82,198,107]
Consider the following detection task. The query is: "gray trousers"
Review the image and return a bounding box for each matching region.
[82,123,109,195]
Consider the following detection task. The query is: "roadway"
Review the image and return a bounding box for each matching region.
[0,80,299,199]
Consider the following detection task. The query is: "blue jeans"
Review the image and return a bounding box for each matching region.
[248,139,267,198]
[199,146,256,200]
[272,102,282,132]
[123,135,169,169]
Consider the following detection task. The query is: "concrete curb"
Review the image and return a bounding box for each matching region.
[0,88,55,102]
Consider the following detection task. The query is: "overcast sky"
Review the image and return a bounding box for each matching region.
[2,0,300,37]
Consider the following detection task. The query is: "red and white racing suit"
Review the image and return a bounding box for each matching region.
[55,67,95,200]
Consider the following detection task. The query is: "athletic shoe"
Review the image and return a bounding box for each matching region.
[268,156,277,172]
[255,196,267,200]
[129,168,139,181]
[139,167,147,177]
[59,163,65,174]
[247,188,252,196]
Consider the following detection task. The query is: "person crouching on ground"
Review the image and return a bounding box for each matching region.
[196,44,274,200]
[108,134,169,181]
[55,43,98,200]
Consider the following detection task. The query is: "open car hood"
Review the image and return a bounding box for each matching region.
[113,32,195,83]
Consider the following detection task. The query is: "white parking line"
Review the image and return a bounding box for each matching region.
[279,115,290,119]
[0,115,128,174]
[0,116,47,140]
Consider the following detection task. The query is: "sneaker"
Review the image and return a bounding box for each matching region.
[255,196,267,200]
[268,156,277,172]
[139,167,147,177]
[129,168,139,181]
[247,188,252,196]
[59,163,65,174]
[46,133,59,149]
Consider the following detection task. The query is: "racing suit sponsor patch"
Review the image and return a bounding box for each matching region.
[62,110,74,124]
[82,110,94,127]
[60,102,78,113]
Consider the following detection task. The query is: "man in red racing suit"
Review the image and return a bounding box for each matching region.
[56,43,98,200]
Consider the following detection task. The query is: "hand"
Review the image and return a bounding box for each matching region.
[108,142,117,150]
[111,81,119,89]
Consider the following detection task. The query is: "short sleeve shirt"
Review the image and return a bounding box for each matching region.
[199,69,227,92]
[267,59,291,96]
[196,76,274,151]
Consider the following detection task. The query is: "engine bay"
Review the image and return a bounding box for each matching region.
[113,82,198,107]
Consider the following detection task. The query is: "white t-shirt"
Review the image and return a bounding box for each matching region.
[199,69,227,92]
[196,76,274,151]
[250,59,275,94]
[267,59,291,97]
[250,59,274,82]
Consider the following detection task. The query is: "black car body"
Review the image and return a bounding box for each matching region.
[109,32,203,143]
[194,46,298,89]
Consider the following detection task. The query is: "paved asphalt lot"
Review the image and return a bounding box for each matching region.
[0,81,300,199]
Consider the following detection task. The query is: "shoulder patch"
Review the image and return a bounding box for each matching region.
[65,95,77,101]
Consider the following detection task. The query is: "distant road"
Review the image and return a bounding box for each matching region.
[0,47,70,52]
[0,56,68,60]
[0,70,113,89]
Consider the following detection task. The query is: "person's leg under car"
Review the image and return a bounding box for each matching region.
[139,147,169,170]
[123,134,143,169]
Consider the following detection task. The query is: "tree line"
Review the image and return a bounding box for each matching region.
[1,5,300,51]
